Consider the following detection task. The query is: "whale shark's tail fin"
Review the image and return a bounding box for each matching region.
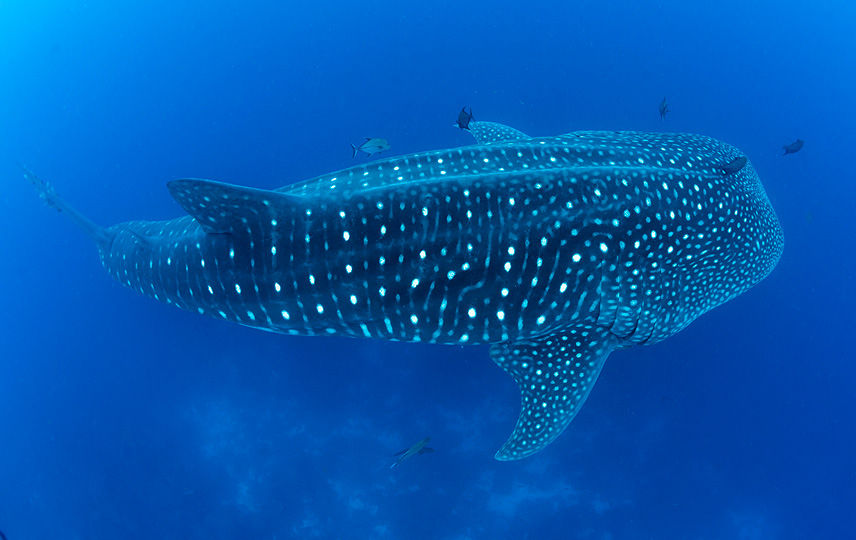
[20,164,114,252]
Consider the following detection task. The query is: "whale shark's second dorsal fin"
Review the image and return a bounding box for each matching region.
[468,121,532,145]
[167,178,300,235]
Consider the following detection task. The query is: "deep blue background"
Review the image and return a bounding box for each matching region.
[1,1,854,538]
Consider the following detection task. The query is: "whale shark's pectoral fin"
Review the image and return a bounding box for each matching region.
[167,178,301,235]
[490,326,617,460]
[468,121,532,145]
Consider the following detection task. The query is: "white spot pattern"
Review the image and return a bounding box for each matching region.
[99,125,783,461]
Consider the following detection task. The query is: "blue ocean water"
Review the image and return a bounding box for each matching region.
[1,0,854,538]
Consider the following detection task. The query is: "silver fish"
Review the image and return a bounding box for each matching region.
[351,137,389,158]
[390,437,434,468]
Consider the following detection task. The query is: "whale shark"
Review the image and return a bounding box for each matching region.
[23,120,784,460]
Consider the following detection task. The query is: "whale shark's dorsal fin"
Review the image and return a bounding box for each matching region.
[167,178,300,235]
[468,121,532,145]
[490,325,617,460]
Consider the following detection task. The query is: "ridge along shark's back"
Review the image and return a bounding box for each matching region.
[23,120,783,460]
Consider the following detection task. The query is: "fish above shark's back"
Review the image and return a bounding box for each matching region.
[24,118,784,461]
[351,137,389,158]
[659,97,670,119]
[782,139,804,155]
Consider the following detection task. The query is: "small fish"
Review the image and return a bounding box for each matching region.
[721,156,748,175]
[456,107,474,130]
[390,437,434,469]
[782,139,804,155]
[659,97,670,120]
[351,138,389,158]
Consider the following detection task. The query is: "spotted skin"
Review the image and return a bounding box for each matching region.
[24,121,784,460]
[468,121,532,145]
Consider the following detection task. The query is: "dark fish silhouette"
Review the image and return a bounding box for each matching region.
[0,529,6,540]
[659,97,670,120]
[782,139,804,155]
[456,107,473,130]
[391,437,434,468]
[351,138,389,158]
[721,156,748,175]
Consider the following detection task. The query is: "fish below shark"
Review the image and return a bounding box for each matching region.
[390,437,434,469]
[22,119,784,460]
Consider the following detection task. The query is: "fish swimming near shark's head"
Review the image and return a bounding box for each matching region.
[24,117,783,460]
[782,139,804,155]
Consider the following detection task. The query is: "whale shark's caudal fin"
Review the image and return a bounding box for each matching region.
[490,325,617,460]
[20,165,114,252]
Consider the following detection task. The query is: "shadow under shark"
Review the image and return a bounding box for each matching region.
[23,120,784,460]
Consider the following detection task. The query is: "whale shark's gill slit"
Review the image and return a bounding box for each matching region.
[623,314,642,344]
[593,250,611,327]
[636,264,666,346]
